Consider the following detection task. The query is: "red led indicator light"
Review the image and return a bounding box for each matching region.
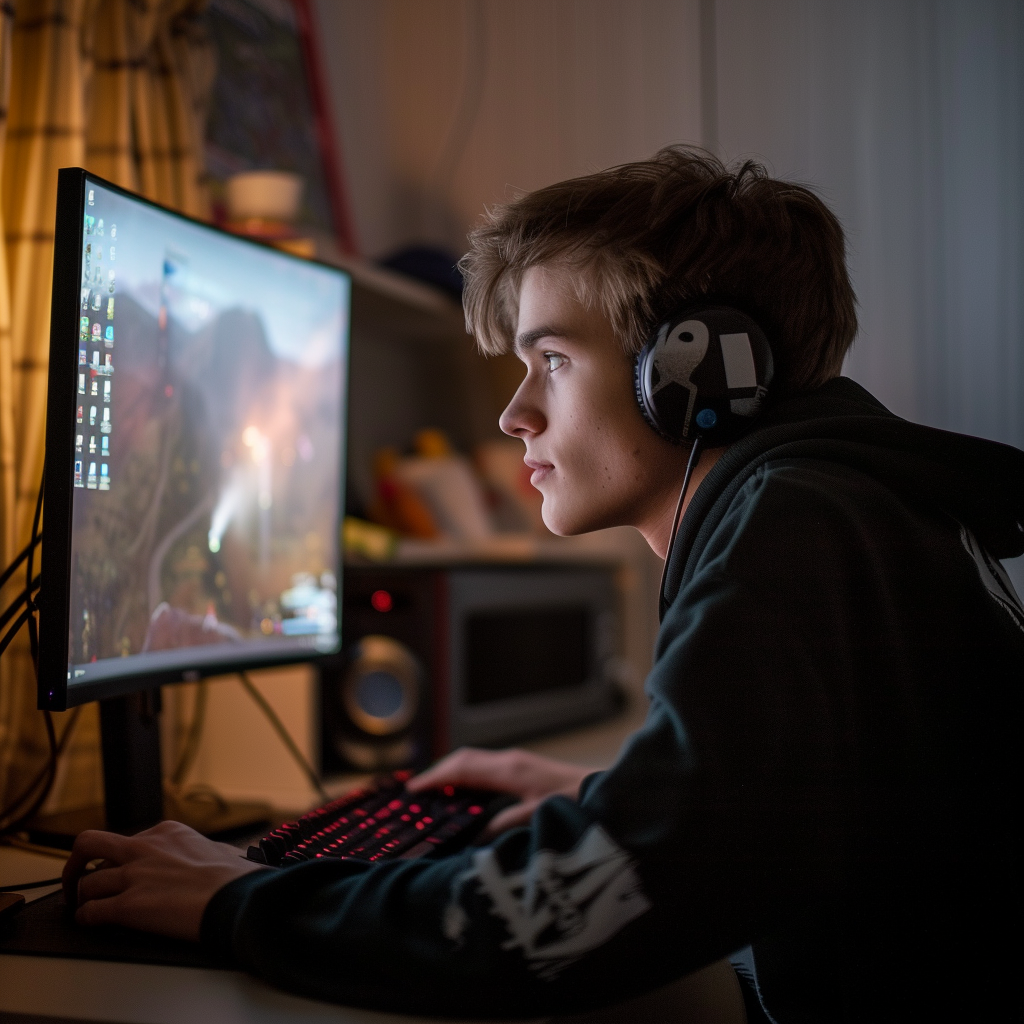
[370,589,393,612]
[443,785,455,797]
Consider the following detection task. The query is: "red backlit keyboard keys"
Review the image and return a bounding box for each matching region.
[250,773,515,867]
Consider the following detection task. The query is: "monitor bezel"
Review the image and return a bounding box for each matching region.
[39,167,350,711]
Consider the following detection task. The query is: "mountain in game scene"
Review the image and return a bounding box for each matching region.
[70,290,341,666]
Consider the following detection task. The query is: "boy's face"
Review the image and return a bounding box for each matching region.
[500,265,691,538]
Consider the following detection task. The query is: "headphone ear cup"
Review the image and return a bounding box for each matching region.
[634,344,672,441]
[633,306,774,445]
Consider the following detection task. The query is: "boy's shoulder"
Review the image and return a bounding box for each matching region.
[664,376,1024,608]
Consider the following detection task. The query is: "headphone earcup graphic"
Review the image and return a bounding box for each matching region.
[634,306,774,445]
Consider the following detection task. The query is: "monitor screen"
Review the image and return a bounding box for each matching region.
[41,171,349,708]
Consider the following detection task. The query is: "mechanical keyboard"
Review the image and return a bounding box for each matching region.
[247,771,516,866]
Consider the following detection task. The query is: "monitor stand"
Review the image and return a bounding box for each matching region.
[25,687,272,849]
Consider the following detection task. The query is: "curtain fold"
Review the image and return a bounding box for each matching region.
[0,0,95,816]
[0,0,212,816]
[0,0,20,798]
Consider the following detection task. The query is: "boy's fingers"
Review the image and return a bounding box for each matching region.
[63,830,133,907]
[76,865,127,906]
[481,798,542,839]
[75,891,130,928]
[408,748,511,793]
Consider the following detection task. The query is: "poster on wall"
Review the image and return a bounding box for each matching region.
[204,0,357,255]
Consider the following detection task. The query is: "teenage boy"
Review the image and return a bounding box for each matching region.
[65,149,1024,1022]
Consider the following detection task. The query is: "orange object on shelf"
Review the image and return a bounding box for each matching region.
[223,218,316,259]
[368,447,439,539]
[414,428,452,459]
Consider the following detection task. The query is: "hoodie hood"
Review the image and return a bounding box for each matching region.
[663,377,1024,614]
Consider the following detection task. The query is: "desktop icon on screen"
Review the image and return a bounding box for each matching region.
[99,464,109,491]
[100,407,111,433]
[86,462,97,489]
[106,297,114,319]
[78,373,85,394]
[89,406,96,426]
[74,460,83,487]
[105,326,114,344]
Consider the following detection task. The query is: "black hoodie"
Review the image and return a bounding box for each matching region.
[202,378,1024,1021]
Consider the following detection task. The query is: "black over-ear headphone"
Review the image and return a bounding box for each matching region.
[635,305,775,612]
[634,305,774,447]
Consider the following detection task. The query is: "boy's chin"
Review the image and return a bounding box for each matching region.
[540,500,610,538]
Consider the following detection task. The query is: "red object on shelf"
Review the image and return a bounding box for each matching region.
[292,0,360,256]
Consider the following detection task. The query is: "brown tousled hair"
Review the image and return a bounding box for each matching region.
[460,146,857,395]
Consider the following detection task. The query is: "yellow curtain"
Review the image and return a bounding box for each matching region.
[0,0,213,816]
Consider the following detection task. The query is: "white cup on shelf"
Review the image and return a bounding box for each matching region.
[226,171,304,223]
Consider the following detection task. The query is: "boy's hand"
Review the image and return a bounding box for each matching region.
[408,748,593,838]
[63,820,265,941]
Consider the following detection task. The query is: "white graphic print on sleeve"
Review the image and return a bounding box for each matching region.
[444,824,651,979]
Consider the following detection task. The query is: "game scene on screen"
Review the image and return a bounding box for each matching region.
[67,183,348,688]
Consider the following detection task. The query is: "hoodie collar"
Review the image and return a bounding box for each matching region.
[661,377,1024,616]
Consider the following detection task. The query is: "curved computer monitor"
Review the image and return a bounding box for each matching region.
[40,169,350,711]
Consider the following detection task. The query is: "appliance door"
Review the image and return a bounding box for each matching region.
[447,566,620,748]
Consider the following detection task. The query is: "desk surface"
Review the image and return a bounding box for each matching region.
[0,710,643,1024]
[0,952,526,1024]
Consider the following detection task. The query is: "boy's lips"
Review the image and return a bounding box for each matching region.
[524,457,554,486]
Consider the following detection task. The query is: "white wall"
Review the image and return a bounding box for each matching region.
[313,0,702,259]
[714,0,1023,450]
[712,0,1024,586]
[311,0,1024,598]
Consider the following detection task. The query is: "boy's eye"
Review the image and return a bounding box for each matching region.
[544,352,567,372]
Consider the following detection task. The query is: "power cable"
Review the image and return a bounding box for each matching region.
[0,535,41,594]
[238,670,328,801]
[170,680,208,788]
[0,574,41,635]
[0,706,81,835]
[658,437,704,612]
[0,464,81,837]
[0,876,63,892]
[0,710,56,836]
[0,607,33,661]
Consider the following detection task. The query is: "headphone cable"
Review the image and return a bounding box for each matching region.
[658,435,704,612]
